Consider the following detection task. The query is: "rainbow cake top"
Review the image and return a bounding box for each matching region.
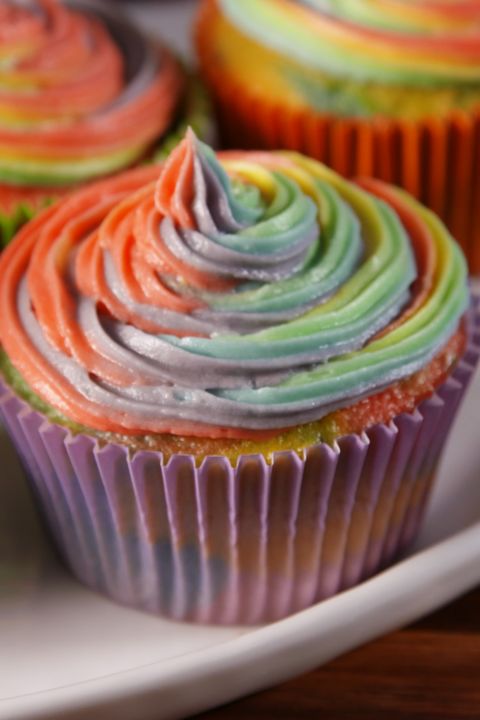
[0,0,183,187]
[0,130,468,440]
[218,0,480,86]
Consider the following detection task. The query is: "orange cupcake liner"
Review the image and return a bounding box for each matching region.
[196,0,480,274]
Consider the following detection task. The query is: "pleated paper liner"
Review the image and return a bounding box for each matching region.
[196,7,480,275]
[1,298,478,626]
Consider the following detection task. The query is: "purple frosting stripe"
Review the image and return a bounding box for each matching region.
[1,298,478,625]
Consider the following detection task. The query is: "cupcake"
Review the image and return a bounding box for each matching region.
[196,0,480,273]
[0,0,211,248]
[0,130,478,625]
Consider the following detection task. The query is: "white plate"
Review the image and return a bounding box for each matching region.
[2,4,480,719]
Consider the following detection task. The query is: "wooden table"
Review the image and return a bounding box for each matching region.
[195,587,480,719]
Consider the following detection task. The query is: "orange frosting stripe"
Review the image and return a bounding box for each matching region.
[155,129,197,230]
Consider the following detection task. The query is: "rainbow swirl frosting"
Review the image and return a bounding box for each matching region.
[219,0,480,86]
[0,131,468,440]
[0,0,183,188]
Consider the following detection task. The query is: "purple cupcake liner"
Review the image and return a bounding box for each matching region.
[1,298,479,625]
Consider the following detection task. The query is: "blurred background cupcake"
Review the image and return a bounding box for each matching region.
[0,0,211,247]
[0,130,478,625]
[196,0,480,273]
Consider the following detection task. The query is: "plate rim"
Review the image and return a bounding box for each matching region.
[3,519,480,720]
